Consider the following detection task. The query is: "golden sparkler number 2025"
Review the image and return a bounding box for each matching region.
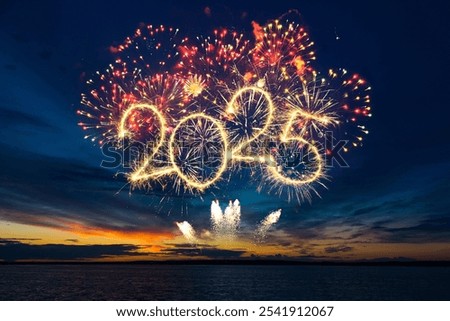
[118,86,323,192]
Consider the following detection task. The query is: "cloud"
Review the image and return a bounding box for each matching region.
[274,162,450,246]
[0,239,145,261]
[358,257,417,263]
[324,245,353,253]
[1,37,450,261]
[249,253,290,260]
[352,205,383,216]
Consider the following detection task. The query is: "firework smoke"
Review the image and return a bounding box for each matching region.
[255,209,282,242]
[211,200,241,238]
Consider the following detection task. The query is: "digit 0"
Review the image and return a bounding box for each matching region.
[226,86,274,164]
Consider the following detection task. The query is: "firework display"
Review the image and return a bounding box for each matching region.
[79,13,372,202]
